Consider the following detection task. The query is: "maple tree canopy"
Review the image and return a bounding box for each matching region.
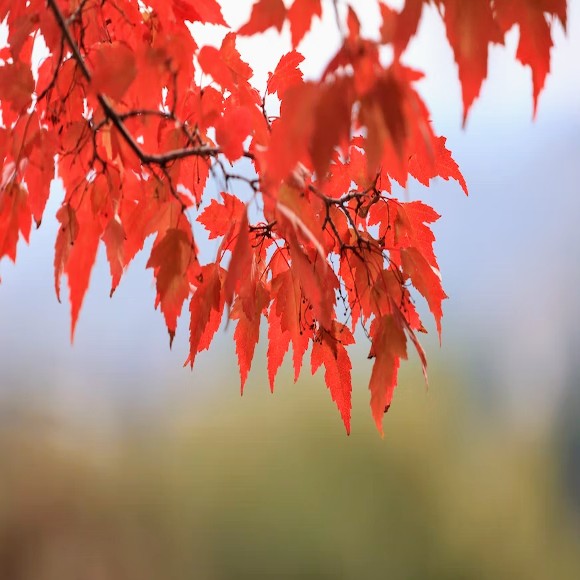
[0,0,567,433]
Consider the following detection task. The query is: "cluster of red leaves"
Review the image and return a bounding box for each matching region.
[0,0,565,433]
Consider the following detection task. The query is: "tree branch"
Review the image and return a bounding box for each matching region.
[46,0,254,167]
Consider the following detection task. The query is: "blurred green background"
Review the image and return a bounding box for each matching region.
[1,361,579,579]
[1,1,580,578]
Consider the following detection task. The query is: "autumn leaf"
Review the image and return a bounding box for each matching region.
[270,267,310,382]
[223,210,252,307]
[265,82,318,182]
[310,78,353,180]
[394,200,441,266]
[146,227,198,345]
[232,281,270,392]
[0,182,32,262]
[287,0,322,48]
[368,314,408,434]
[379,0,427,57]
[198,192,246,240]
[409,136,468,195]
[311,322,354,433]
[440,0,504,123]
[171,0,227,25]
[90,41,137,101]
[215,104,253,161]
[186,263,223,368]
[219,32,254,81]
[495,0,566,115]
[288,230,336,330]
[0,60,34,113]
[53,204,78,303]
[267,50,305,99]
[359,67,412,174]
[198,33,253,93]
[102,218,126,296]
[238,0,286,35]
[54,201,102,341]
[266,311,291,391]
[23,123,58,226]
[401,246,447,338]
[276,190,326,261]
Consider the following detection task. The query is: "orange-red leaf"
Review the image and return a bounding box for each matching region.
[380,0,427,57]
[359,68,410,175]
[186,263,223,368]
[215,105,252,162]
[287,0,322,48]
[266,82,318,183]
[285,225,336,330]
[271,267,310,382]
[54,204,78,302]
[267,50,305,99]
[238,0,286,35]
[198,192,246,240]
[368,314,408,434]
[401,246,446,338]
[91,42,137,101]
[440,0,504,123]
[394,200,441,266]
[172,0,227,25]
[409,136,468,195]
[495,0,566,115]
[223,210,252,306]
[311,322,354,433]
[198,33,253,92]
[266,310,291,391]
[102,218,126,296]
[219,32,254,81]
[310,78,353,180]
[146,227,197,344]
[0,60,34,113]
[232,281,269,392]
[54,202,102,341]
[23,125,58,226]
[0,181,31,262]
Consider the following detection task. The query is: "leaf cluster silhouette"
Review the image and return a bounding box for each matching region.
[0,0,566,432]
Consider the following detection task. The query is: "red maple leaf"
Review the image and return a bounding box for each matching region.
[287,0,322,48]
[54,201,102,341]
[495,0,567,115]
[232,281,270,392]
[215,104,253,162]
[0,60,34,113]
[186,264,224,368]
[440,0,504,123]
[238,0,286,35]
[267,51,305,99]
[379,0,427,57]
[102,218,126,296]
[0,182,31,262]
[368,314,408,434]
[146,227,198,345]
[311,322,354,434]
[198,192,246,240]
[90,41,137,102]
[171,0,227,25]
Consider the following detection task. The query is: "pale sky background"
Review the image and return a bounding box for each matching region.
[0,1,579,430]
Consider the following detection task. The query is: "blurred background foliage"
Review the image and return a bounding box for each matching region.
[1,363,579,579]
